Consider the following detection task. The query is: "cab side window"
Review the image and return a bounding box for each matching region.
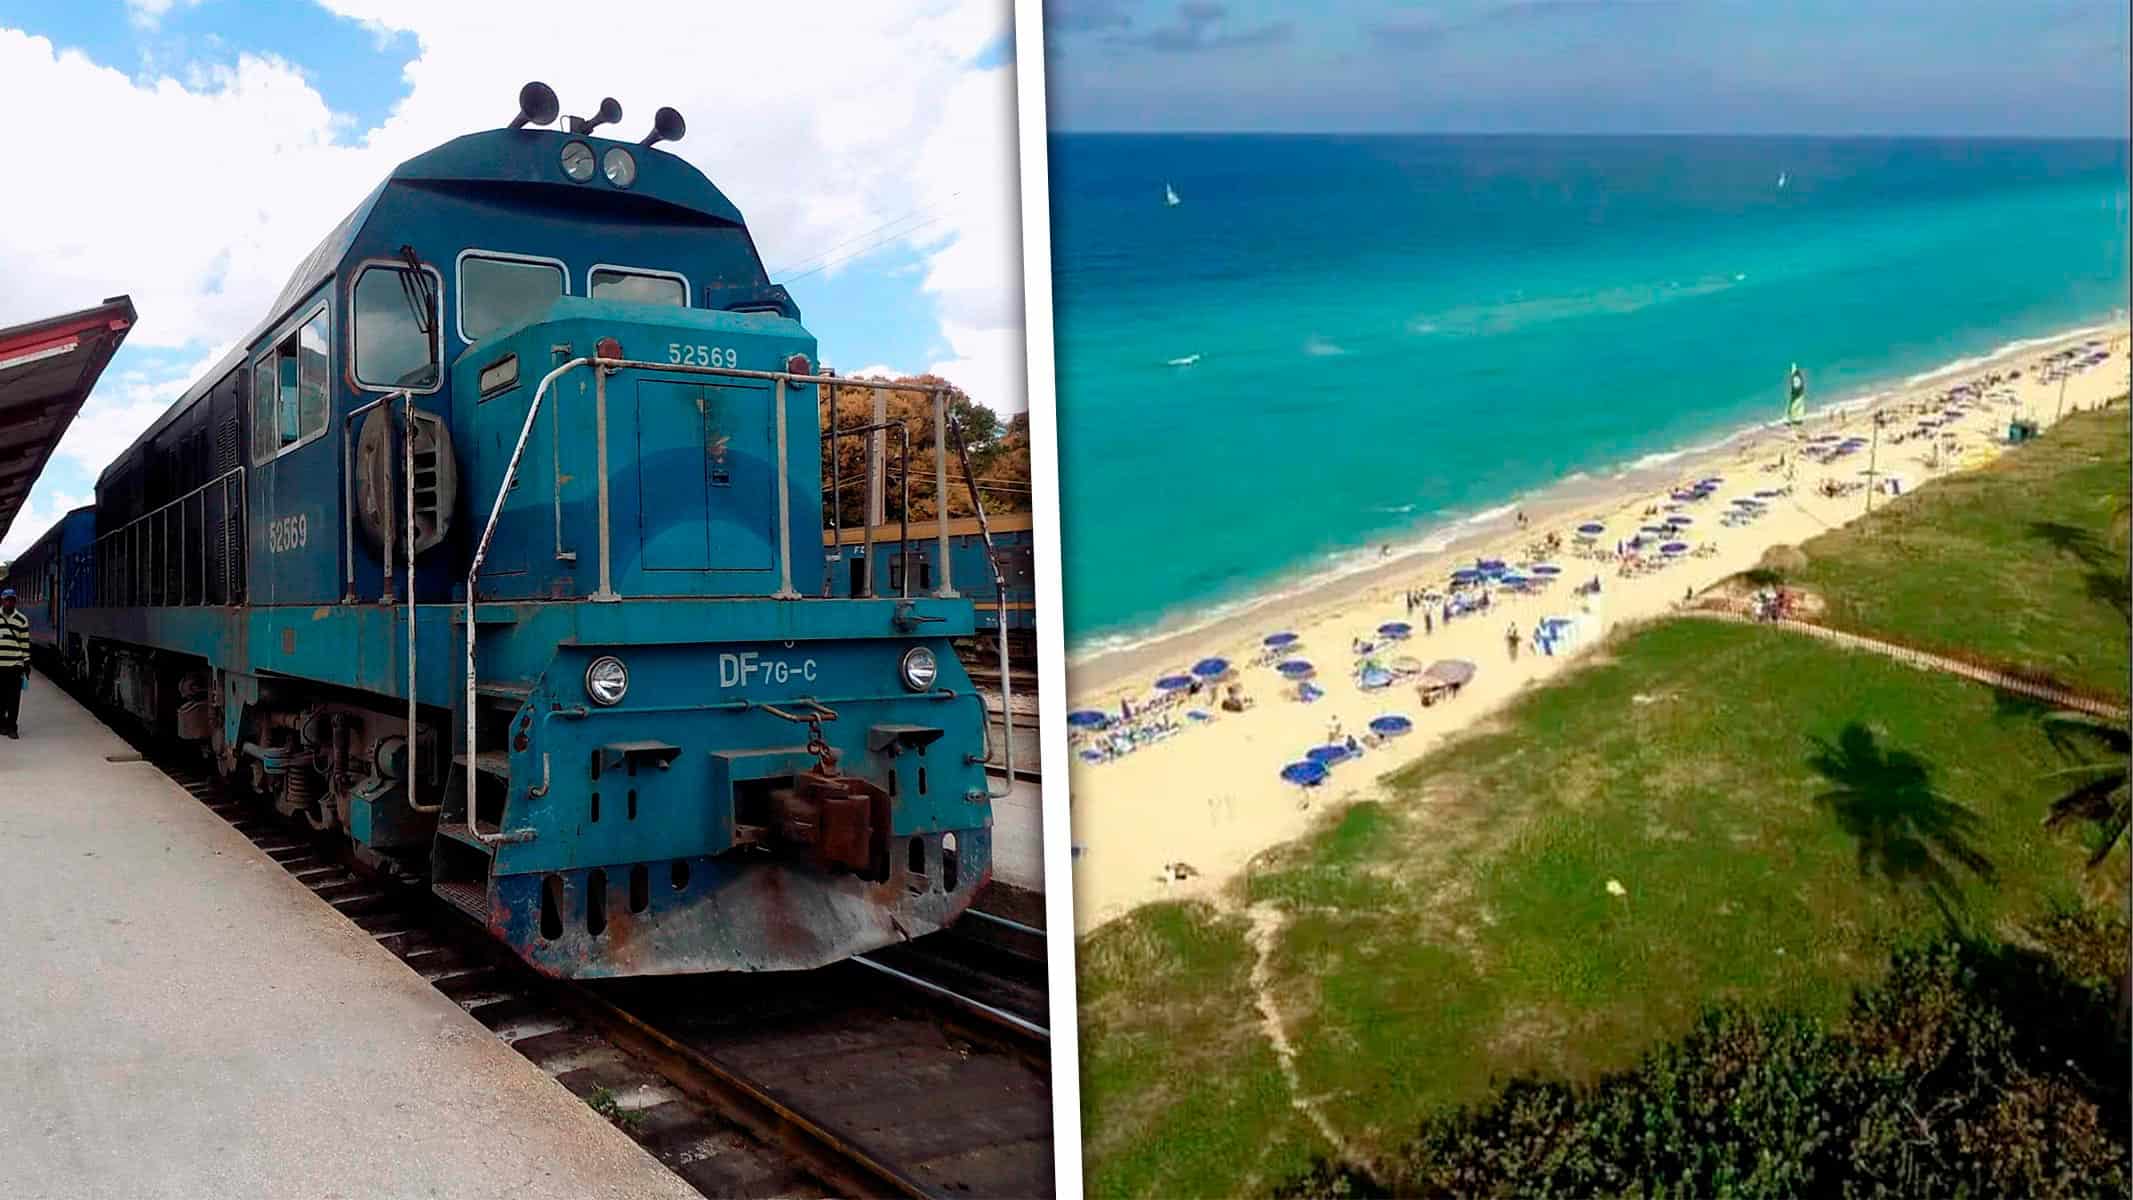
[252,305,331,462]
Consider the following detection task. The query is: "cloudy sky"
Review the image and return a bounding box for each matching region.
[1044,0,2130,136]
[0,0,1023,556]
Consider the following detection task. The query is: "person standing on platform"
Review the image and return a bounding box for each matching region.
[0,588,28,739]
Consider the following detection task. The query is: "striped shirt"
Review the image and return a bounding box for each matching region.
[0,609,28,668]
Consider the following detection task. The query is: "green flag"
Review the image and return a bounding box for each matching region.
[1787,364,1806,425]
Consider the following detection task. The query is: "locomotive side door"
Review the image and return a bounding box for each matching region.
[635,378,775,579]
[246,299,342,607]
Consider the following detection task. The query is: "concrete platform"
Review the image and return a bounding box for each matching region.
[0,673,699,1200]
[985,711,1047,893]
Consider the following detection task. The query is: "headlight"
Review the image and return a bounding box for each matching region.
[900,646,939,692]
[560,141,595,182]
[602,147,636,188]
[585,655,629,706]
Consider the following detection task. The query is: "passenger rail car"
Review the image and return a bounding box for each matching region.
[38,83,1008,978]
[824,511,1036,637]
[8,504,96,658]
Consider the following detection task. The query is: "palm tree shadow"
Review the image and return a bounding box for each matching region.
[2029,519,2128,619]
[2030,520,2106,568]
[1807,724,1996,925]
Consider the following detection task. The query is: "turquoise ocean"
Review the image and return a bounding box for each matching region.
[1048,134,2130,660]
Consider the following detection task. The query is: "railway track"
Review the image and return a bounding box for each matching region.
[61,670,1054,1199]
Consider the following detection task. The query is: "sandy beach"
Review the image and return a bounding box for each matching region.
[1065,323,2130,933]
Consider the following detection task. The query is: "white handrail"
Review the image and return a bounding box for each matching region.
[459,357,972,836]
[464,357,589,842]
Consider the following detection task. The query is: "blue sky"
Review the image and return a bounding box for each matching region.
[1044,0,2131,135]
[0,1,1022,556]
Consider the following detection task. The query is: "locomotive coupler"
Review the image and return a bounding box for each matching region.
[753,699,890,875]
[759,699,842,777]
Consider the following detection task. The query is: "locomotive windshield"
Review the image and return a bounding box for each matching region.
[588,268,686,306]
[459,253,565,342]
[352,265,442,389]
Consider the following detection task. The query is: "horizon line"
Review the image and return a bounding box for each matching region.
[1051,128,2131,142]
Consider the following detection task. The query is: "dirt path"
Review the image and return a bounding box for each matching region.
[1243,901,1358,1165]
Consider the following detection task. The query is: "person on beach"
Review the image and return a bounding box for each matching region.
[1423,608,1434,635]
[1506,622,1520,661]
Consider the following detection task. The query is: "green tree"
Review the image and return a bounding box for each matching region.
[818,372,1030,527]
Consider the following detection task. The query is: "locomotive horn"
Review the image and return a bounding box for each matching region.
[568,97,623,135]
[638,106,686,147]
[508,81,560,130]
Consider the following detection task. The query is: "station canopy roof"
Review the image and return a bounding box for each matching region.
[0,296,135,546]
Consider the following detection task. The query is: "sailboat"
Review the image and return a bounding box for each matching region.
[1776,171,1788,189]
[1164,182,1181,207]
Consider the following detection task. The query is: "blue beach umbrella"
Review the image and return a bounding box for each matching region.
[1067,709,1110,729]
[1306,743,1354,766]
[1755,489,1782,498]
[1191,657,1231,677]
[1500,573,1528,586]
[1277,659,1316,679]
[1155,674,1193,691]
[1079,749,1106,764]
[1187,709,1212,722]
[1666,515,1693,526]
[1662,541,1689,555]
[1377,622,1412,639]
[1576,522,1605,536]
[1477,558,1507,572]
[1280,761,1328,787]
[1369,714,1413,737]
[1530,563,1562,576]
[1263,631,1299,648]
[1451,568,1483,583]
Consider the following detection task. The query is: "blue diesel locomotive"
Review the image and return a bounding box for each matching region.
[35,83,1011,978]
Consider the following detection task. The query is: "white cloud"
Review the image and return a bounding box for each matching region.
[928,320,1028,417]
[2,486,92,559]
[0,1,1025,531]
